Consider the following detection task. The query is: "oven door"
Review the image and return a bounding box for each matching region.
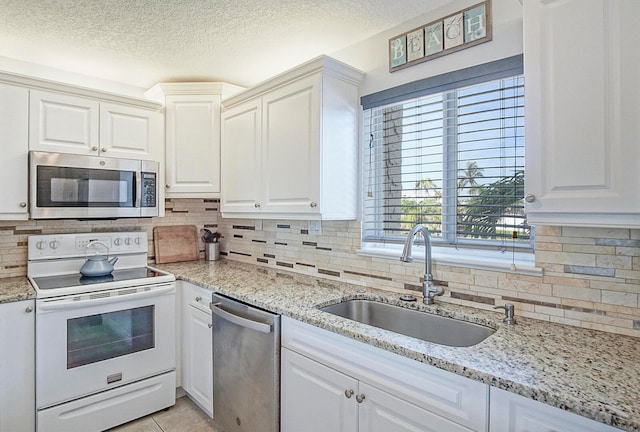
[35,283,176,409]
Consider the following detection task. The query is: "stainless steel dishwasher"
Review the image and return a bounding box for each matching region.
[210,293,280,432]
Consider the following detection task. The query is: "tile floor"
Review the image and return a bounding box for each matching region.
[107,396,220,432]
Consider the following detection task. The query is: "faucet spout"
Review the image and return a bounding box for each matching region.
[400,224,444,304]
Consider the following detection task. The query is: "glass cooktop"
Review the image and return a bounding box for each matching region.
[32,267,169,291]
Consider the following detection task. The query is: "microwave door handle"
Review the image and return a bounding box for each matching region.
[135,169,142,209]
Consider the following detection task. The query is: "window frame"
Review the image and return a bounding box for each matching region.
[358,55,536,272]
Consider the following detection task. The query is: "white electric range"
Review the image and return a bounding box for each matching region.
[28,231,177,432]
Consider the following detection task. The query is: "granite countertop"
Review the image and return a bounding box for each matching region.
[0,276,36,303]
[159,259,640,432]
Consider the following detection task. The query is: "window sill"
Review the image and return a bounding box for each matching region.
[356,244,542,277]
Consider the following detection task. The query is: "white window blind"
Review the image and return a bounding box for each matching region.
[362,74,531,252]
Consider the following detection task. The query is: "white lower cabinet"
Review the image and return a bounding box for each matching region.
[489,387,622,432]
[281,317,487,432]
[359,382,472,432]
[181,282,213,417]
[0,299,35,432]
[281,348,357,432]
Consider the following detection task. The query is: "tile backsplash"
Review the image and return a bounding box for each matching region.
[2,199,639,337]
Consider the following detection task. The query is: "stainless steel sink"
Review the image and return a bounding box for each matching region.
[320,299,495,347]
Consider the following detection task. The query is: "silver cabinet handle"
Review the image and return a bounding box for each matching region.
[25,306,33,313]
[356,393,366,403]
[344,389,354,398]
[19,202,27,208]
[254,203,261,208]
[208,323,213,329]
[166,184,170,189]
[92,146,98,151]
[101,147,107,152]
[310,202,317,208]
[525,194,536,203]
[195,296,202,302]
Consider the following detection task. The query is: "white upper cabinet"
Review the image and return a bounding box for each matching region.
[146,83,244,198]
[220,55,364,220]
[99,102,162,160]
[524,0,640,227]
[0,83,29,220]
[30,89,162,161]
[29,90,99,155]
[262,74,321,214]
[219,98,262,212]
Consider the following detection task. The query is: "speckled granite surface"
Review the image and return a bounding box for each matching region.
[159,259,640,432]
[0,276,35,304]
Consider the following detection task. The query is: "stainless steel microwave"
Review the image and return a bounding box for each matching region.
[29,151,159,219]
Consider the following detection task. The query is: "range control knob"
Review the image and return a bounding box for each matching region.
[124,237,131,246]
[49,240,60,250]
[114,238,122,246]
[134,237,142,245]
[36,240,46,250]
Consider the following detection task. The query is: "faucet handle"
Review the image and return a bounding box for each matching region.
[494,303,516,324]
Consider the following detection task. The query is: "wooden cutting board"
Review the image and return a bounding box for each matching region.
[153,225,200,264]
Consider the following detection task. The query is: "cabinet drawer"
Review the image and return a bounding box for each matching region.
[181,282,212,313]
[282,317,488,431]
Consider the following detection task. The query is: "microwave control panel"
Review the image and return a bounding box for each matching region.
[141,172,157,208]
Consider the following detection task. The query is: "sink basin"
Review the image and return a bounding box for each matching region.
[320,299,495,347]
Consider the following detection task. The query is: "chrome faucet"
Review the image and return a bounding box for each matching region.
[400,224,444,305]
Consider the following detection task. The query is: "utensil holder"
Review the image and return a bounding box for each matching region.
[205,243,220,261]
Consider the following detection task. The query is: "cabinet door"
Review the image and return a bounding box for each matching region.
[0,300,35,432]
[359,382,473,432]
[261,75,321,214]
[281,348,357,432]
[165,95,221,197]
[29,90,99,155]
[182,304,213,417]
[524,0,640,227]
[220,98,262,214]
[490,387,620,432]
[0,83,29,219]
[99,102,161,160]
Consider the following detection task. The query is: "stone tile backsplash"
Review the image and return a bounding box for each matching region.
[1,199,638,337]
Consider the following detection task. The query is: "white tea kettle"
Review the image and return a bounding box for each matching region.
[80,241,119,277]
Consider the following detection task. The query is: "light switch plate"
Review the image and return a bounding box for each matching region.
[308,220,322,235]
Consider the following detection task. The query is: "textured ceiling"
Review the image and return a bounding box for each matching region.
[0,0,452,89]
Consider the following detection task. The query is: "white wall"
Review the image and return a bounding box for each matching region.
[332,0,524,97]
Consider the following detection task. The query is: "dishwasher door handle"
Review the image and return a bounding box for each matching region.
[210,302,273,334]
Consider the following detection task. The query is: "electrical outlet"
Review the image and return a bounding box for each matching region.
[308,220,322,235]
[255,219,263,231]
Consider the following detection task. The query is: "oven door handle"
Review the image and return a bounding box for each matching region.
[36,284,175,311]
